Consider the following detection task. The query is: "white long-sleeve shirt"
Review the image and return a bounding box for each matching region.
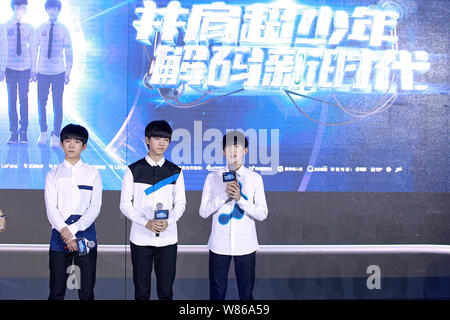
[5,18,36,72]
[120,155,186,247]
[199,165,268,256]
[44,159,102,237]
[34,20,73,75]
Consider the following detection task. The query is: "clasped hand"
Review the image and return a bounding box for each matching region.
[146,219,168,234]
[60,226,77,252]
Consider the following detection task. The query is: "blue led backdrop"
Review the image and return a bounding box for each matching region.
[0,0,448,192]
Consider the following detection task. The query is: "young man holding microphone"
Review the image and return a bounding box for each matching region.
[200,131,268,300]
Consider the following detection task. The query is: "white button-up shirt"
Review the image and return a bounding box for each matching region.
[44,159,102,237]
[120,156,186,247]
[34,20,72,75]
[199,165,268,256]
[5,18,36,72]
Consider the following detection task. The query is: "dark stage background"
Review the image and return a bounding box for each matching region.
[0,190,448,299]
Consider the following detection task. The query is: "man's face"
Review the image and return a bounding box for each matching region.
[46,7,60,22]
[14,4,27,16]
[146,136,170,157]
[223,144,248,166]
[61,138,86,160]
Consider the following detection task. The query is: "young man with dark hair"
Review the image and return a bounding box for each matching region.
[200,131,268,300]
[34,0,73,147]
[120,120,186,300]
[45,124,102,300]
[5,0,36,144]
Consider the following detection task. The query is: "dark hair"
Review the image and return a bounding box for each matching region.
[60,124,89,145]
[145,120,172,141]
[11,0,28,10]
[222,131,249,150]
[45,0,61,11]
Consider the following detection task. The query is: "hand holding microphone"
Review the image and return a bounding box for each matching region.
[226,181,241,202]
[146,220,168,236]
[146,203,169,236]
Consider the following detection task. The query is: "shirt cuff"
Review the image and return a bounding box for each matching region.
[137,216,150,228]
[57,223,69,233]
[237,196,249,210]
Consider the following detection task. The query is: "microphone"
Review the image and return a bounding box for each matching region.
[73,237,96,256]
[154,202,169,237]
[222,164,237,182]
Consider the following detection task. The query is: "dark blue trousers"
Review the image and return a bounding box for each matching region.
[6,68,30,134]
[209,250,256,300]
[37,72,65,136]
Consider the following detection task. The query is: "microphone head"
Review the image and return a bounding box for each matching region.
[87,240,96,249]
[228,164,235,171]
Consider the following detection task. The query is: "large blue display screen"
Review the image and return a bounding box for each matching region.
[0,0,448,192]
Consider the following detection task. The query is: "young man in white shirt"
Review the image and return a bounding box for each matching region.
[5,0,36,144]
[200,131,268,300]
[120,120,186,300]
[33,0,73,147]
[44,124,102,300]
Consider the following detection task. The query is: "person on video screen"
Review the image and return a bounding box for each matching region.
[33,0,73,148]
[5,0,35,145]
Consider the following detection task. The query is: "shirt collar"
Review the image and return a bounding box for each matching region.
[225,164,245,177]
[63,159,83,169]
[145,154,165,167]
[46,20,58,26]
[10,17,22,24]
[235,164,245,177]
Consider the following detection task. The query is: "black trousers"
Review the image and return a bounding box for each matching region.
[48,248,97,300]
[130,242,177,300]
[209,250,256,300]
